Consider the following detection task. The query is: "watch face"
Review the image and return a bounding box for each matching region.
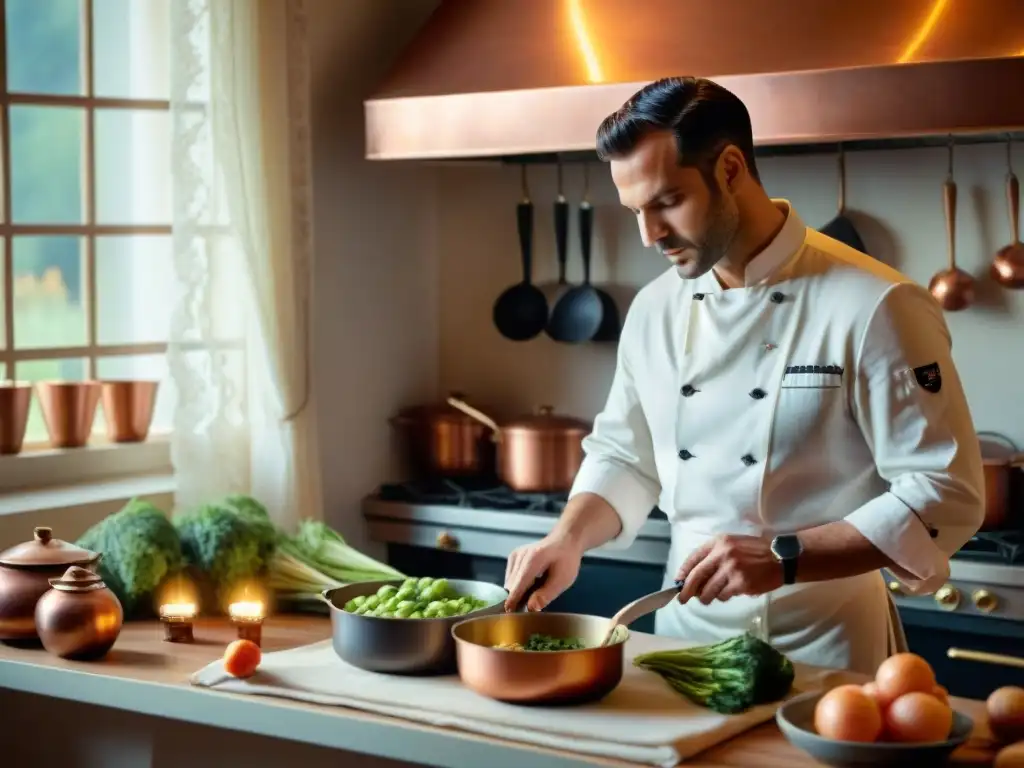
[772,535,802,560]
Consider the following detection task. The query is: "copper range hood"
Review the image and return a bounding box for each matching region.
[365,0,1024,160]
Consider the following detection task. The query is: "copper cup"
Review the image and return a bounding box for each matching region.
[35,381,102,449]
[0,382,32,455]
[100,380,159,443]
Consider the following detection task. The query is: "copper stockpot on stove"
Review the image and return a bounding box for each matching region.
[447,396,591,493]
[0,527,101,643]
[389,393,497,479]
[978,432,1024,531]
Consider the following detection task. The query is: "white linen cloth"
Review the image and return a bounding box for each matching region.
[191,631,847,767]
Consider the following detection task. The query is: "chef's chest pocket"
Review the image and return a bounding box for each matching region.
[771,372,846,456]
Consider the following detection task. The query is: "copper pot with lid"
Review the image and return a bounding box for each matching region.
[35,565,123,660]
[978,432,1024,531]
[389,392,497,479]
[447,397,591,493]
[0,526,100,643]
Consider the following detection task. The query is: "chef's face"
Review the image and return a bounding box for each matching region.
[610,131,741,279]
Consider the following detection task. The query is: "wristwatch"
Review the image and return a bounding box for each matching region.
[770,534,803,585]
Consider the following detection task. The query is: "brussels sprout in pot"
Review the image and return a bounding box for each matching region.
[0,526,101,643]
[322,577,509,675]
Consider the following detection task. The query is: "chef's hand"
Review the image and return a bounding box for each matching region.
[675,534,783,604]
[504,533,583,612]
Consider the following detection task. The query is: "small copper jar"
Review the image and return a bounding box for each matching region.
[35,566,123,660]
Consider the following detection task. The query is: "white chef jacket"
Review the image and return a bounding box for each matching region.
[569,200,985,674]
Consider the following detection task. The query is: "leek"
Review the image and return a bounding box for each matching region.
[291,520,405,582]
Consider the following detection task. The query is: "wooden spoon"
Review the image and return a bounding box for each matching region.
[991,136,1024,289]
[599,581,684,646]
[928,140,975,312]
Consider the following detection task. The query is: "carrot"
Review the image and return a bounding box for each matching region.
[223,639,262,678]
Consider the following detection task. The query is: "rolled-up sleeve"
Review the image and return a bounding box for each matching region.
[569,308,661,549]
[844,282,984,595]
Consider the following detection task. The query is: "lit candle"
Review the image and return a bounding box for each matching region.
[228,600,265,646]
[159,602,197,643]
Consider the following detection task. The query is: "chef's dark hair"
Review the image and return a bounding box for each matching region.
[596,77,761,185]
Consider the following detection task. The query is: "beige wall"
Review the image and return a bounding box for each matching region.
[309,0,440,549]
[436,142,1024,448]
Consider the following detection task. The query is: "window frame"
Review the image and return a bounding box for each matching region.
[0,0,175,491]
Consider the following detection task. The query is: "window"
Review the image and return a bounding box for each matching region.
[1,0,173,485]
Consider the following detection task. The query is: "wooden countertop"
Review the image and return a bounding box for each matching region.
[0,616,1002,767]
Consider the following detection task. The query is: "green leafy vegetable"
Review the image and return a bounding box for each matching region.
[633,633,795,714]
[268,520,406,607]
[174,498,277,595]
[342,577,492,619]
[522,634,587,651]
[76,498,185,617]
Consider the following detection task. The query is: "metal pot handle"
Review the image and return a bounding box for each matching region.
[446,396,501,441]
[977,431,1019,452]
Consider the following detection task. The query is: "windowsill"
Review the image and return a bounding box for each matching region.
[0,438,175,518]
[0,437,172,490]
[0,472,176,517]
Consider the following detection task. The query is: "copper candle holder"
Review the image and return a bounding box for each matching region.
[229,601,264,646]
[159,603,197,643]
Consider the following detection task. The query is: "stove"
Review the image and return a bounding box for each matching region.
[376,479,671,518]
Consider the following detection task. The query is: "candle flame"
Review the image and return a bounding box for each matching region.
[160,602,197,619]
[229,601,264,620]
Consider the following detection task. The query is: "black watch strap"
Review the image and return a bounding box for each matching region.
[771,534,802,586]
[781,556,798,585]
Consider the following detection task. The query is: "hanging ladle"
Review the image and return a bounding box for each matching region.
[991,135,1024,289]
[928,138,975,312]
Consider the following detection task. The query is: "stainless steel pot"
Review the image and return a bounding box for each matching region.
[322,579,508,675]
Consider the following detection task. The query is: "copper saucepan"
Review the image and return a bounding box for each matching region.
[447,396,591,493]
[977,432,1024,531]
[452,612,627,705]
[388,393,497,479]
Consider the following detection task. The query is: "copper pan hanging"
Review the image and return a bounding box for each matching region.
[991,135,1024,289]
[928,139,975,312]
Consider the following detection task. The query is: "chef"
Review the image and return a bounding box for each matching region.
[503,76,985,674]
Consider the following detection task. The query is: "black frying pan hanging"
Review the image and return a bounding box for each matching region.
[543,159,571,338]
[493,166,548,341]
[547,164,604,343]
[820,146,867,254]
[586,178,621,343]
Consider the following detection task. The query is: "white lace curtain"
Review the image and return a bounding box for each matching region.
[167,0,322,529]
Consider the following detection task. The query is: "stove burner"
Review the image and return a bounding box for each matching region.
[956,531,1024,566]
[375,479,669,518]
[377,479,569,514]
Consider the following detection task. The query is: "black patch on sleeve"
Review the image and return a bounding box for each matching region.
[913,362,942,393]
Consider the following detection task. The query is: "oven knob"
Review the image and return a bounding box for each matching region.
[934,585,960,611]
[972,589,999,614]
[887,581,902,595]
[436,532,460,552]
